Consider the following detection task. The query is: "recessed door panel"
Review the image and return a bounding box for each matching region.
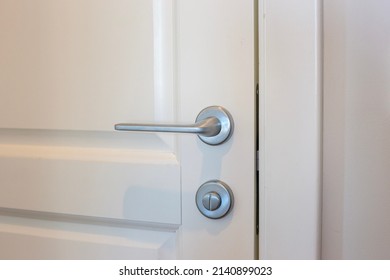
[0,0,157,131]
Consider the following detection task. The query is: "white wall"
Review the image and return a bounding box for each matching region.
[323,0,390,259]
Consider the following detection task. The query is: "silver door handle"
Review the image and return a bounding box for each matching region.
[114,106,233,145]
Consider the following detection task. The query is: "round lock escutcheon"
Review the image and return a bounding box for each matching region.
[196,180,234,219]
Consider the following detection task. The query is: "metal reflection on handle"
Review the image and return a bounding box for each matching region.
[114,106,234,145]
[115,117,220,136]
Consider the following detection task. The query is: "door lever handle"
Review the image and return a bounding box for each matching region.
[115,106,233,145]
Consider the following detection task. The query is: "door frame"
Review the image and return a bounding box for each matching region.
[258,0,323,259]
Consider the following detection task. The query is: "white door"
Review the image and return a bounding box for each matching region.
[0,0,256,259]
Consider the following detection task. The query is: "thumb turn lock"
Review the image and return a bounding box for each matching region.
[202,192,222,211]
[196,180,234,219]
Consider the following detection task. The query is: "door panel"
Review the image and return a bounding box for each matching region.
[0,147,180,223]
[0,0,256,259]
[0,214,177,259]
[0,0,158,131]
